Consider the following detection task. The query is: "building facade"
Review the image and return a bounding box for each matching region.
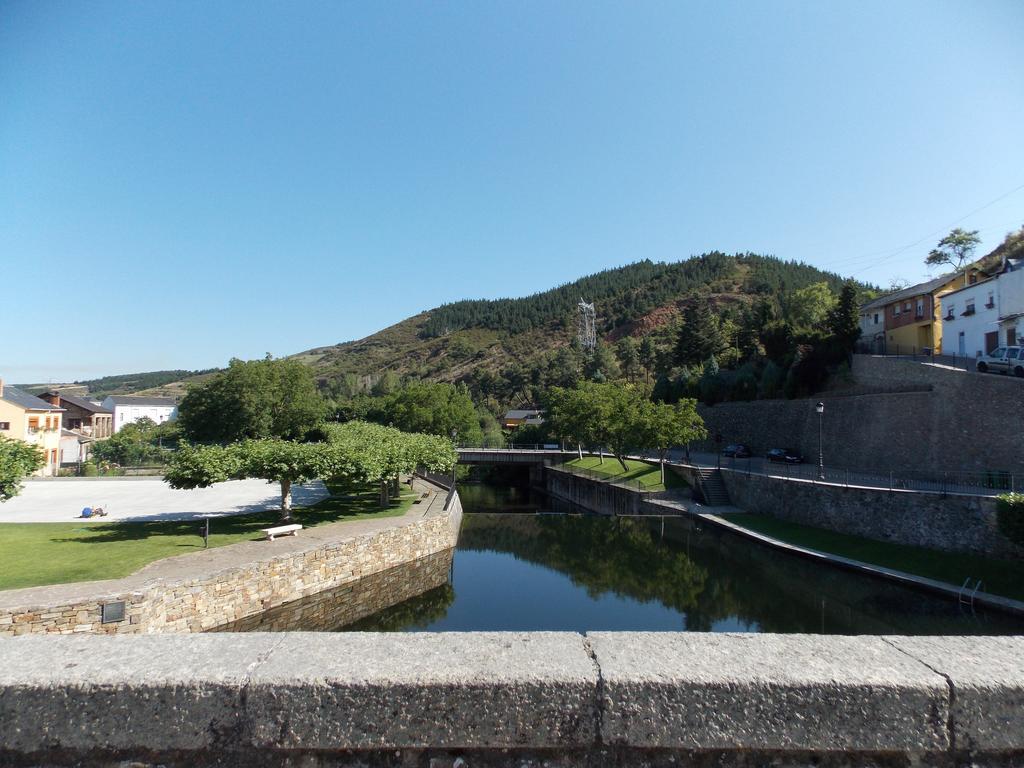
[40,391,113,439]
[0,380,65,476]
[996,255,1024,347]
[938,278,1000,358]
[102,395,178,433]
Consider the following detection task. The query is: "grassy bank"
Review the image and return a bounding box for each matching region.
[563,456,686,492]
[0,482,415,592]
[719,513,1024,602]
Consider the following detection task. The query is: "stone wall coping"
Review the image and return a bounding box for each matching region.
[702,512,1024,617]
[1,632,1022,758]
[715,464,1000,500]
[0,481,448,615]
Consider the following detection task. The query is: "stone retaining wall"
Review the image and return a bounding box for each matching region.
[0,479,462,636]
[545,466,646,516]
[718,469,1023,558]
[694,354,1024,475]
[1,632,1021,766]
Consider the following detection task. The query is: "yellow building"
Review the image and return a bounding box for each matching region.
[0,380,65,476]
[861,271,983,355]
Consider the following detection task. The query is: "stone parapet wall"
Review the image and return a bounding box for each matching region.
[1,632,1021,766]
[718,469,1022,558]
[0,479,462,636]
[694,355,1024,475]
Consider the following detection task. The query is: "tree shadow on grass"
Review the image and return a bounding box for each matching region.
[50,487,411,545]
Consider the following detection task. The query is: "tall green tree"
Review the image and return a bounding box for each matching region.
[826,283,862,354]
[177,356,327,444]
[635,399,707,483]
[926,228,981,285]
[0,436,44,501]
[615,337,641,383]
[639,336,658,383]
[377,382,483,444]
[785,282,836,330]
[675,300,724,367]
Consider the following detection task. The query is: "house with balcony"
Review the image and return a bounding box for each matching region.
[0,379,65,476]
[39,391,113,439]
[101,395,178,432]
[939,278,1000,358]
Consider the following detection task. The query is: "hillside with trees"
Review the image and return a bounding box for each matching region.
[306,252,873,408]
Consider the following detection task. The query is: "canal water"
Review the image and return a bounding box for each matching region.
[226,483,1024,634]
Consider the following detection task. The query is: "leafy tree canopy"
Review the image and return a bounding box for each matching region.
[925,228,981,276]
[177,356,327,444]
[165,422,456,521]
[0,436,44,501]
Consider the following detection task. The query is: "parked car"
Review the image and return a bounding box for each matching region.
[766,447,804,464]
[976,346,1024,377]
[721,443,751,458]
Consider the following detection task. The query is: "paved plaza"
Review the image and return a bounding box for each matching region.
[0,479,329,524]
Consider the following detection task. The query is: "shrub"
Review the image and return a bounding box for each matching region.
[996,493,1024,548]
[81,461,98,477]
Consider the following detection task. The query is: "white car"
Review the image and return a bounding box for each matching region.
[976,346,1024,377]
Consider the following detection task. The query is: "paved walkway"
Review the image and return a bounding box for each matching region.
[0,478,329,524]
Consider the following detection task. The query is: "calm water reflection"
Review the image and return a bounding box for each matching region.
[345,483,1024,634]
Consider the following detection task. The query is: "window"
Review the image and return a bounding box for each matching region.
[873,313,879,324]
[945,303,955,320]
[28,417,39,433]
[893,304,901,316]
[992,348,1006,359]
[1008,349,1020,360]
[904,302,911,312]
[963,299,975,316]
[0,422,8,430]
[916,298,924,318]
[986,292,995,309]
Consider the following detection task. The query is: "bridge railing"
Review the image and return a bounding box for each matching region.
[457,443,567,452]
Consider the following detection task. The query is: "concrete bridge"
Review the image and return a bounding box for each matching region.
[456,447,576,465]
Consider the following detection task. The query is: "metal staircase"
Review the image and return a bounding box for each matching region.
[695,468,730,506]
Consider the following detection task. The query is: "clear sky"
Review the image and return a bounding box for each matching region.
[2,1,1023,382]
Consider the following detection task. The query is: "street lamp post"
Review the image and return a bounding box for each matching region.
[815,402,825,480]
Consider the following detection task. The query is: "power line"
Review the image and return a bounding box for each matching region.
[819,182,1024,276]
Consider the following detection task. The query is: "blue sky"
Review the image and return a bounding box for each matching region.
[2,1,1023,382]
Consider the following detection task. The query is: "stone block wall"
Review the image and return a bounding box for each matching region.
[695,355,1024,475]
[719,469,1023,558]
[0,481,463,636]
[545,466,645,516]
[2,632,1023,766]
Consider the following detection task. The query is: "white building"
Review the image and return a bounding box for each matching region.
[857,304,886,353]
[996,255,1024,347]
[102,395,178,433]
[939,278,1000,358]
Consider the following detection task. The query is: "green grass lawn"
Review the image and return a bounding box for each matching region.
[564,456,687,492]
[720,513,1024,602]
[0,482,415,592]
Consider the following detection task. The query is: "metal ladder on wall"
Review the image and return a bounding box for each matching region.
[958,577,984,609]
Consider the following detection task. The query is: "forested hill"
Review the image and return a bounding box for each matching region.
[302,252,871,402]
[421,253,851,338]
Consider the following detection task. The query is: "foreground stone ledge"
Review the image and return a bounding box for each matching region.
[246,632,598,748]
[1,632,1023,763]
[886,636,1024,752]
[587,632,951,752]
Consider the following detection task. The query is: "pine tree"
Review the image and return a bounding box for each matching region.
[675,299,724,367]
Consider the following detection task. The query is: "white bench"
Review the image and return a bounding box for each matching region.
[261,523,303,541]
